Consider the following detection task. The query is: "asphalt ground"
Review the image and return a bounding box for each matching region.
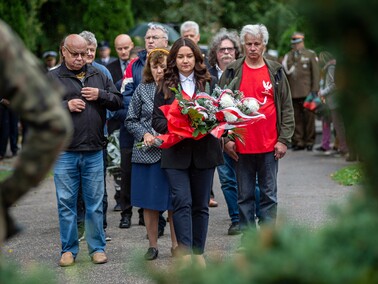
[0,143,357,284]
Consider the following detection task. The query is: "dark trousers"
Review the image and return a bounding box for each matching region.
[292,98,316,147]
[165,166,215,254]
[120,147,133,217]
[236,152,278,229]
[0,105,19,156]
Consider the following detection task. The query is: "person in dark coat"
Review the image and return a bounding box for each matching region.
[152,37,223,266]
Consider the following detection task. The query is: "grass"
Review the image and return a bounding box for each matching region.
[331,164,363,186]
[0,170,12,182]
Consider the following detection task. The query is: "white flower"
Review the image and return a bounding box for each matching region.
[224,112,238,123]
[242,98,260,113]
[219,94,235,108]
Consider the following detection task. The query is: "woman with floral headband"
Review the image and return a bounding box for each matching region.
[125,48,177,260]
[152,38,223,266]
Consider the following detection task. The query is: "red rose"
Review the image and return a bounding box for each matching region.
[215,111,225,121]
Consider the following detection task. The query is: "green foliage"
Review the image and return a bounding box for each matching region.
[298,0,378,197]
[221,0,299,55]
[331,164,363,186]
[37,0,134,56]
[82,0,134,45]
[0,170,12,182]
[151,194,378,283]
[131,0,300,52]
[0,0,45,52]
[1,0,307,57]
[0,260,57,284]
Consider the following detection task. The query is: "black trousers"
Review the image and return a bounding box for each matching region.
[0,105,19,156]
[165,166,215,254]
[120,147,133,217]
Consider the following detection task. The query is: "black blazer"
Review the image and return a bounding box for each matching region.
[152,77,224,169]
[208,65,218,79]
[106,59,123,83]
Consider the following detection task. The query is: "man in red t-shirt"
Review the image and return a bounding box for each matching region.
[218,24,294,231]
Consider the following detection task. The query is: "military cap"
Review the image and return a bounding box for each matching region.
[291,32,305,44]
[42,50,58,59]
[98,40,110,50]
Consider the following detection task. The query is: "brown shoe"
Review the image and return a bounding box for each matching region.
[59,252,74,267]
[209,198,218,207]
[92,252,108,264]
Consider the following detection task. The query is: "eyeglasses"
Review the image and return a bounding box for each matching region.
[144,35,166,41]
[63,46,88,58]
[218,47,235,53]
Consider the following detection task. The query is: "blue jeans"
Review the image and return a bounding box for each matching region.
[54,151,106,257]
[236,152,278,229]
[217,153,239,223]
[77,149,108,231]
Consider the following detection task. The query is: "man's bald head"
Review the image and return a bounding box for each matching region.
[62,34,88,70]
[114,34,134,61]
[64,34,87,49]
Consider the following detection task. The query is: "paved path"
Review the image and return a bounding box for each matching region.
[1,148,357,284]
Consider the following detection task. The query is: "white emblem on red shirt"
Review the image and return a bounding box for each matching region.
[262,80,272,94]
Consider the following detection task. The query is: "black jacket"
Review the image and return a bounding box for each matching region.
[106,59,123,83]
[152,78,223,169]
[48,62,122,151]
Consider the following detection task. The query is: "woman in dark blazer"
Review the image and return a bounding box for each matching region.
[152,37,223,266]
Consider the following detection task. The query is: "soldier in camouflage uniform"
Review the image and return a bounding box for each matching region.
[282,32,320,151]
[0,19,72,246]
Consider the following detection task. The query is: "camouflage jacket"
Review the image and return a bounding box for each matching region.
[0,19,72,243]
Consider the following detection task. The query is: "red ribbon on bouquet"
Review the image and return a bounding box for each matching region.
[156,99,212,148]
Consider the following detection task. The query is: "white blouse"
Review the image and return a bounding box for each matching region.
[179,72,195,97]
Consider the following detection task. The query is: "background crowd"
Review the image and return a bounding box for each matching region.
[0,18,353,268]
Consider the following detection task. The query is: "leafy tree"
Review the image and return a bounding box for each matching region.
[38,0,134,56]
[82,0,134,45]
[0,0,46,52]
[131,0,302,55]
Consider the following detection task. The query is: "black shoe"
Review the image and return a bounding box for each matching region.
[113,203,121,212]
[139,215,145,226]
[119,216,131,229]
[144,247,158,261]
[228,222,241,235]
[306,145,313,151]
[292,145,305,151]
[158,227,164,238]
[315,146,328,152]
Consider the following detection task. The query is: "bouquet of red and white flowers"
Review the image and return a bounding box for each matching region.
[147,80,266,149]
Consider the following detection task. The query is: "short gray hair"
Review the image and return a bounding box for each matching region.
[180,21,199,36]
[147,22,169,39]
[240,24,269,46]
[208,28,241,67]
[79,31,97,47]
